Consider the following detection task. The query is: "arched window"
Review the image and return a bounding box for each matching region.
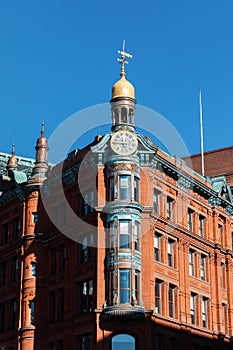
[112,334,135,350]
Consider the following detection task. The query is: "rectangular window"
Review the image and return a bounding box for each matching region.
[81,280,93,313]
[155,279,162,314]
[58,289,64,321]
[190,293,196,324]
[168,284,175,318]
[79,335,92,350]
[200,255,206,281]
[109,176,114,201]
[57,340,63,350]
[199,215,204,237]
[51,247,57,274]
[153,189,159,214]
[166,197,173,220]
[83,193,89,215]
[120,269,131,304]
[1,262,7,286]
[222,303,227,334]
[13,217,20,240]
[83,191,94,215]
[9,299,16,330]
[202,297,208,328]
[189,250,195,276]
[133,221,140,251]
[29,300,35,325]
[12,257,18,283]
[135,270,139,302]
[0,303,4,333]
[119,175,130,200]
[60,244,66,272]
[3,223,9,244]
[187,209,193,231]
[133,177,139,201]
[169,337,178,350]
[80,234,93,263]
[155,334,163,350]
[119,220,130,249]
[168,239,174,267]
[154,233,161,261]
[49,291,55,323]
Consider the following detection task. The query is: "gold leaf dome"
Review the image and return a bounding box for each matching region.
[112,73,135,100]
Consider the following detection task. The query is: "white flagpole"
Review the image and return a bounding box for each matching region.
[199,89,205,177]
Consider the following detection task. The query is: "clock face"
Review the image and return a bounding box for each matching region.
[110,130,138,155]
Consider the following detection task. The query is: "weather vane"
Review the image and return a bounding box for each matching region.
[117,40,133,76]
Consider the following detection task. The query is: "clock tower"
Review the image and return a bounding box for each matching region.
[100,46,145,323]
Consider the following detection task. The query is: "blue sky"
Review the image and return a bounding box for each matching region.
[0,0,233,159]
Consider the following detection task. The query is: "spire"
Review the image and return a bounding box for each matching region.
[112,42,135,101]
[7,144,18,172]
[28,122,48,186]
[117,40,133,79]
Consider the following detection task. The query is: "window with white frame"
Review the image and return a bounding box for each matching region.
[202,297,208,328]
[189,250,195,276]
[119,220,130,249]
[168,239,174,267]
[154,233,161,262]
[200,255,206,281]
[199,215,205,237]
[190,293,196,324]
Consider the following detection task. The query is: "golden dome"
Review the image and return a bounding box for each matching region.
[112,73,135,100]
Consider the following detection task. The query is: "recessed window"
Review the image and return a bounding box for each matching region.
[187,209,193,231]
[133,177,139,201]
[168,284,176,318]
[202,297,208,328]
[120,269,131,304]
[119,220,130,249]
[153,189,160,214]
[166,197,173,220]
[168,239,174,267]
[119,175,130,200]
[29,300,35,325]
[199,215,205,237]
[80,280,93,314]
[200,255,206,281]
[80,234,93,263]
[189,250,195,276]
[154,233,161,262]
[79,334,92,350]
[155,279,162,314]
[190,293,196,324]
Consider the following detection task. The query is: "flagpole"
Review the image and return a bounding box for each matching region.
[199,89,205,177]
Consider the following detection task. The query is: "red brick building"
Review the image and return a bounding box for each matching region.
[0,51,233,350]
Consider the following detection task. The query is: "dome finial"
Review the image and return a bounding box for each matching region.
[11,143,15,156]
[117,40,133,78]
[41,120,45,136]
